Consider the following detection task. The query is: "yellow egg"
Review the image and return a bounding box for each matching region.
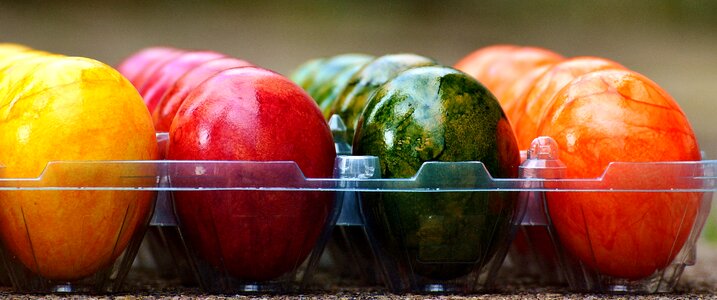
[0,43,31,59]
[0,55,158,280]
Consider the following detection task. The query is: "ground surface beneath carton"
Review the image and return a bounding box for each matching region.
[1,242,717,299]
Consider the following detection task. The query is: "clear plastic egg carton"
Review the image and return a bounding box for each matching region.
[0,120,713,294]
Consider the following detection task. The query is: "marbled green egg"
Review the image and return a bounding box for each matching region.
[353,65,520,280]
[332,53,437,139]
[303,54,374,118]
[289,57,325,90]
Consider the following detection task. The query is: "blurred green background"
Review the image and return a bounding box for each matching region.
[1,0,715,155]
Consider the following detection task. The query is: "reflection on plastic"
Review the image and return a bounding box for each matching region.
[519,136,566,225]
[334,155,380,226]
[507,136,566,285]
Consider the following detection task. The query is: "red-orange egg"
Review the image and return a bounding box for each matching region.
[512,57,625,149]
[538,69,701,279]
[454,45,563,108]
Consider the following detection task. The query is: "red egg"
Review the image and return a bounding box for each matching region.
[152,57,254,132]
[167,67,336,281]
[137,50,227,111]
[118,47,185,89]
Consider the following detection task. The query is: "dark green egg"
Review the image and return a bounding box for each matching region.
[353,65,520,280]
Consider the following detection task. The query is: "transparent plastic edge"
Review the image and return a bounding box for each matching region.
[0,159,714,192]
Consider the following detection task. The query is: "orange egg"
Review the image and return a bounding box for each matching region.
[454,45,563,108]
[501,64,552,125]
[538,69,702,279]
[512,57,625,149]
